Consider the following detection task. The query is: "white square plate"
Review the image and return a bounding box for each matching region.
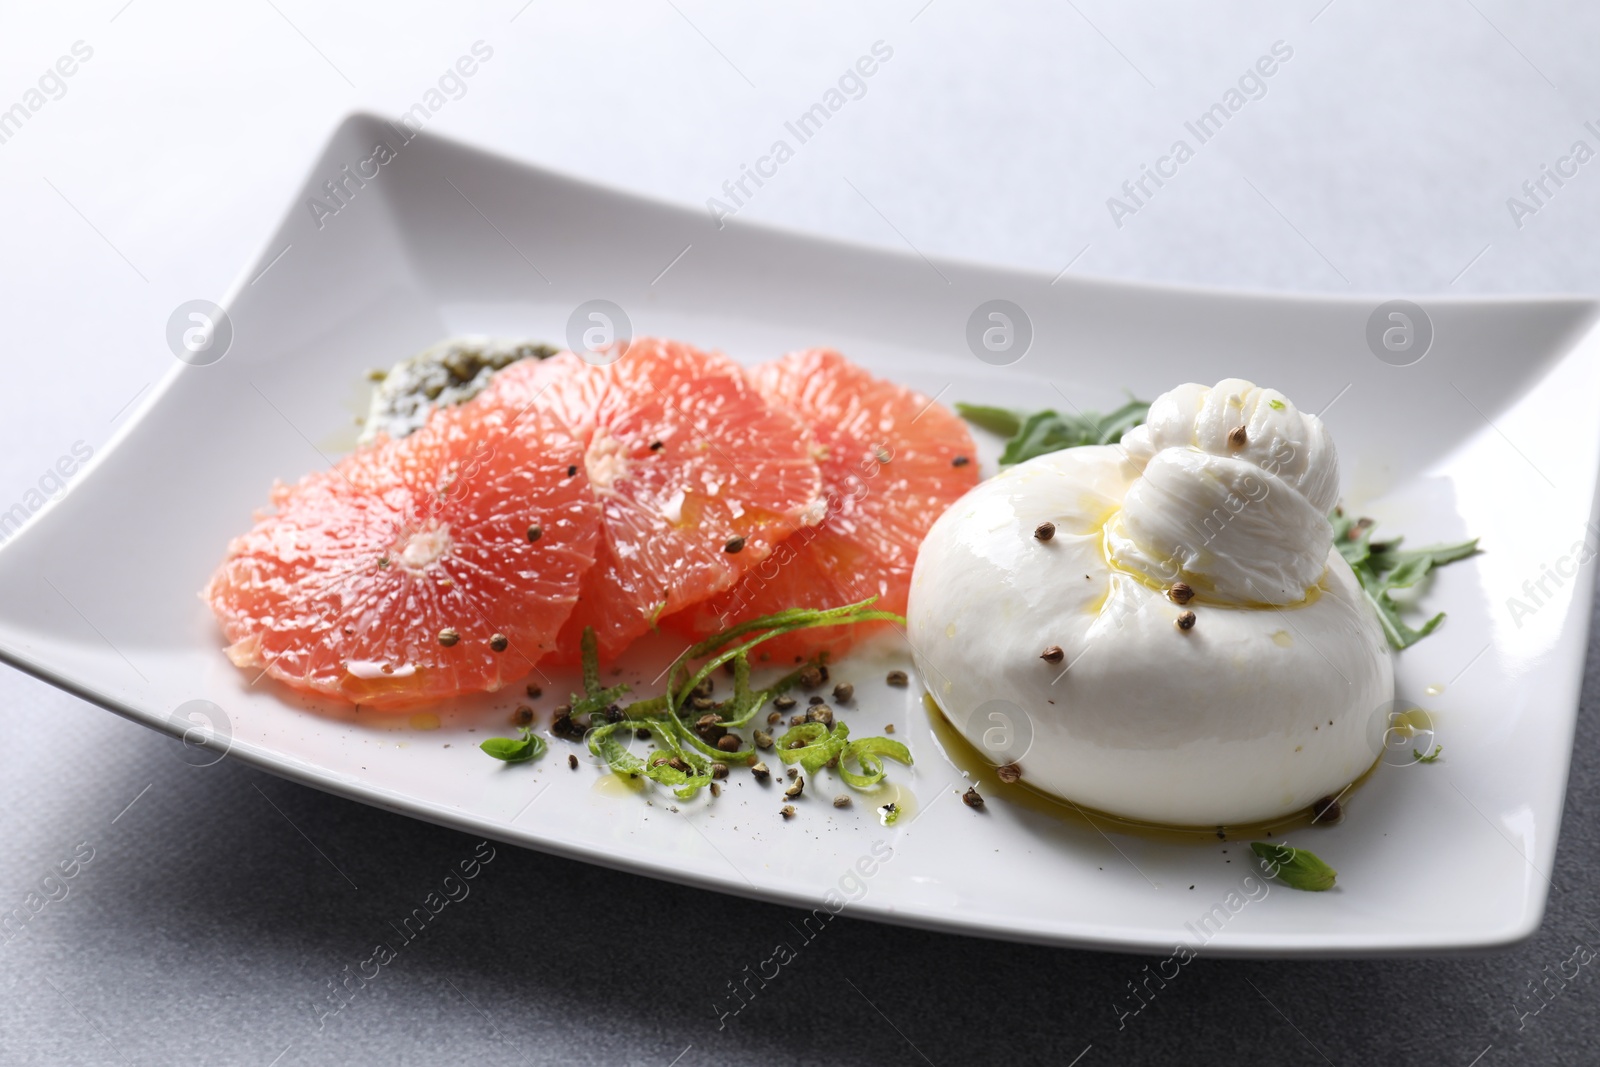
[3,113,1596,956]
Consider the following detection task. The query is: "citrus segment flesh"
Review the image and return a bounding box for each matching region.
[204,399,599,707]
[474,339,824,661]
[670,348,980,664]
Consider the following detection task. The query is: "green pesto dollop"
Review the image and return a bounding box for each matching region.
[359,336,558,444]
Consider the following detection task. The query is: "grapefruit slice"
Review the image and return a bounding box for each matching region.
[204,398,600,708]
[474,338,824,661]
[669,348,980,664]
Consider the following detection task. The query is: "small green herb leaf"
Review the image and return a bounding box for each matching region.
[1414,744,1443,763]
[480,728,546,763]
[958,399,1150,467]
[1250,841,1337,892]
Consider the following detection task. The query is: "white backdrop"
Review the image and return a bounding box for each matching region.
[2,2,1598,1065]
[3,0,1599,505]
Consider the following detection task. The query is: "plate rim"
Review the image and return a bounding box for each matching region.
[0,644,1558,960]
[1,109,1596,958]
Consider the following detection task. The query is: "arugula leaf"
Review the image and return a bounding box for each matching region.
[479,728,547,763]
[956,399,1150,466]
[1330,509,1479,651]
[1370,539,1480,575]
[1332,513,1376,568]
[952,403,1023,438]
[1250,841,1337,892]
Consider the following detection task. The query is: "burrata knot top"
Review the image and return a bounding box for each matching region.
[1105,378,1339,606]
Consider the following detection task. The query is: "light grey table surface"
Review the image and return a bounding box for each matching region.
[3,2,1599,1064]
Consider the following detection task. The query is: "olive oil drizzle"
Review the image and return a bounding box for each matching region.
[922,692,1382,846]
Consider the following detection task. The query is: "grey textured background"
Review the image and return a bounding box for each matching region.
[2,1,1598,1063]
